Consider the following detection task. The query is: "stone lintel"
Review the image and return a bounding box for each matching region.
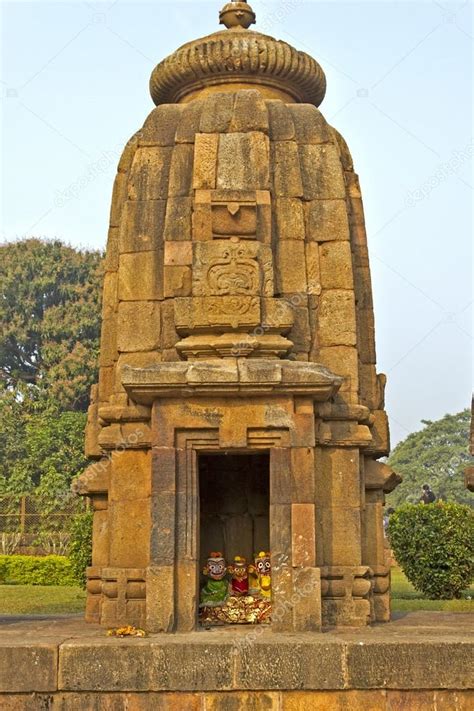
[122,360,342,405]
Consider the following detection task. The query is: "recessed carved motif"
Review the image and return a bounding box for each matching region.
[208,244,258,295]
[174,296,261,332]
[207,294,259,322]
[212,202,257,238]
[192,190,271,243]
[193,240,273,297]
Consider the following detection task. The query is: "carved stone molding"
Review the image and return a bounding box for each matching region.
[174,296,294,342]
[101,567,147,628]
[175,295,261,331]
[122,359,342,403]
[176,332,293,360]
[97,403,151,426]
[316,420,373,449]
[72,459,110,499]
[364,458,402,493]
[149,29,327,107]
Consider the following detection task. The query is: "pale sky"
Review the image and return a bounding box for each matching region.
[1,0,472,446]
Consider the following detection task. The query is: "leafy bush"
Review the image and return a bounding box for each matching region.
[388,502,474,599]
[0,556,7,582]
[0,555,76,586]
[68,510,93,588]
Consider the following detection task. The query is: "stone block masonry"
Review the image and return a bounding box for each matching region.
[77,0,402,633]
[0,615,473,708]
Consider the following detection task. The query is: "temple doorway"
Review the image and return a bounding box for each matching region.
[198,452,271,625]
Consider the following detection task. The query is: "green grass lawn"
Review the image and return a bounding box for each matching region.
[390,567,474,613]
[0,568,472,616]
[0,585,86,615]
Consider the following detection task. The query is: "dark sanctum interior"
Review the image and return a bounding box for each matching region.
[198,452,270,573]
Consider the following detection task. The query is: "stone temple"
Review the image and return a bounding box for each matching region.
[76,0,401,632]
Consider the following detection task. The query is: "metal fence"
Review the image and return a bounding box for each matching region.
[0,495,87,556]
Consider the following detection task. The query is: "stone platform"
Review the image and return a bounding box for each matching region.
[0,612,472,709]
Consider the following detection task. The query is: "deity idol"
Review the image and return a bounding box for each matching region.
[227,556,249,596]
[249,551,272,599]
[200,552,228,607]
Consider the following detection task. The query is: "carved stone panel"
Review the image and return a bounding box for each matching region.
[193,239,274,298]
[174,296,261,332]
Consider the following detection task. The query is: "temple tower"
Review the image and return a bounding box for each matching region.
[76,0,400,632]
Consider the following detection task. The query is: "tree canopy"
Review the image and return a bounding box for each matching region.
[0,238,103,411]
[0,238,102,503]
[0,388,88,501]
[387,410,473,507]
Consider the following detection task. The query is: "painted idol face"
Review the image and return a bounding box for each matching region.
[207,556,226,580]
[255,553,271,575]
[231,557,248,579]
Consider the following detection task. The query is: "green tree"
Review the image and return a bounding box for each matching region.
[0,386,29,497]
[387,410,473,507]
[25,409,88,506]
[0,238,103,411]
[0,393,88,502]
[0,238,102,505]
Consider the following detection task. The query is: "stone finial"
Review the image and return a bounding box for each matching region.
[149,1,327,107]
[219,1,256,30]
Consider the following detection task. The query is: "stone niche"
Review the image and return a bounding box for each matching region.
[76,0,401,633]
[199,452,270,570]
